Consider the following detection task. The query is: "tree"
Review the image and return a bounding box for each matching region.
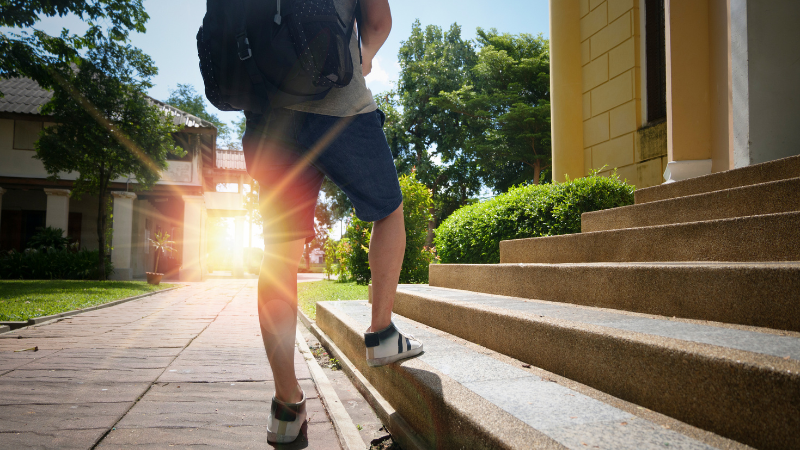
[35,44,183,280]
[395,21,483,244]
[165,83,242,149]
[432,29,551,190]
[0,0,149,94]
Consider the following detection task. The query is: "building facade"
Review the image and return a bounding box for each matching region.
[0,77,249,281]
[549,0,800,187]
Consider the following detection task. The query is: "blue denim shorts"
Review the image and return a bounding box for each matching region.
[242,108,403,244]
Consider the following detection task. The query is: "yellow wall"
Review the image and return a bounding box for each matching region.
[578,0,665,189]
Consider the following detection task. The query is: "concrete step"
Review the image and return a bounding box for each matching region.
[582,177,800,232]
[389,285,800,450]
[428,262,800,332]
[635,154,800,204]
[316,300,747,450]
[500,211,800,264]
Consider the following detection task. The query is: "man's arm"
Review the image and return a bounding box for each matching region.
[358,0,392,77]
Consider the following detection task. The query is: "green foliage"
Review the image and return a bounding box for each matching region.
[323,232,351,281]
[394,21,483,233]
[398,174,438,283]
[343,216,372,285]
[35,44,182,279]
[166,84,240,148]
[27,226,70,249]
[432,29,551,191]
[148,231,176,274]
[384,22,553,242]
[0,247,113,281]
[0,0,151,95]
[0,280,174,322]
[434,173,635,264]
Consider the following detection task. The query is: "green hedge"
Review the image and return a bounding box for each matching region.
[434,174,635,264]
[0,247,113,280]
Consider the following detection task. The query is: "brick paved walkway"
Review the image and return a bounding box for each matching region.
[0,280,341,449]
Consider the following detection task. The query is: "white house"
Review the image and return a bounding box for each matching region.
[0,77,250,281]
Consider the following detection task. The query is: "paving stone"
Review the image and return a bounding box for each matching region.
[0,428,109,449]
[96,422,340,449]
[0,402,131,432]
[0,380,152,405]
[3,368,164,383]
[0,280,341,449]
[0,349,59,373]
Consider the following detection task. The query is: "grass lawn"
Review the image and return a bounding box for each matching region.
[0,280,177,322]
[297,280,368,320]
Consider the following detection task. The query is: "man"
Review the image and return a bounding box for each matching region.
[241,0,423,443]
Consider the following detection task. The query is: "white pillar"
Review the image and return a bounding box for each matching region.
[44,189,70,236]
[0,187,5,233]
[180,195,205,281]
[233,215,244,278]
[110,192,136,280]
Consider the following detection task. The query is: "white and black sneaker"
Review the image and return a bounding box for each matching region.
[364,321,423,367]
[267,391,307,444]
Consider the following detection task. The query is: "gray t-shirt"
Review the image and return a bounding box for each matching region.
[284,0,378,117]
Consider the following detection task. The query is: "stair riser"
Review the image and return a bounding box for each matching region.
[635,154,800,204]
[429,264,800,331]
[583,177,800,232]
[316,303,558,450]
[393,291,800,450]
[501,212,800,264]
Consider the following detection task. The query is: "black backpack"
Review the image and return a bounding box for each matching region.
[197,0,361,114]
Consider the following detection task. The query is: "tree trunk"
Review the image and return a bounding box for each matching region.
[97,165,107,281]
[533,159,541,185]
[154,250,161,274]
[425,206,435,248]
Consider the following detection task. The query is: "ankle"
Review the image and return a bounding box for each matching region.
[275,383,303,404]
[368,320,392,333]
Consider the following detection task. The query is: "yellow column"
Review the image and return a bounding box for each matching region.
[664,0,713,180]
[550,0,585,182]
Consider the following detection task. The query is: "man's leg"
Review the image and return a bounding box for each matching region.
[368,204,405,332]
[258,238,306,403]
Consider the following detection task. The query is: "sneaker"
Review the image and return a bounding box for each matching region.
[364,321,423,367]
[267,391,307,444]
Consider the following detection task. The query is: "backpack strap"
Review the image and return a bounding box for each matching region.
[229,0,328,111]
[353,0,363,65]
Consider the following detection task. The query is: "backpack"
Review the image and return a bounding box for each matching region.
[197,0,361,114]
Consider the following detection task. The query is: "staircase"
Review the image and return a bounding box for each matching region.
[315,155,800,450]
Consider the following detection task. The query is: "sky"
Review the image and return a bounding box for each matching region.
[29,0,549,133]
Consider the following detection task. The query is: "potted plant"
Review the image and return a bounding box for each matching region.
[147,231,176,285]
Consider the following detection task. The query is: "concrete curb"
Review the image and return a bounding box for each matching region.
[0,285,183,333]
[298,310,427,450]
[295,324,366,450]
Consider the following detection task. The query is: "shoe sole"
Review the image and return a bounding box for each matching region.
[267,430,301,444]
[366,346,424,367]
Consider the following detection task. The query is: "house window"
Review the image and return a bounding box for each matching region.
[13,120,43,150]
[645,0,667,123]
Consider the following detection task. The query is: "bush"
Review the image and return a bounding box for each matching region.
[344,217,371,285]
[335,173,438,285]
[0,247,114,280]
[27,226,70,249]
[434,173,635,264]
[398,173,438,283]
[324,235,352,281]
